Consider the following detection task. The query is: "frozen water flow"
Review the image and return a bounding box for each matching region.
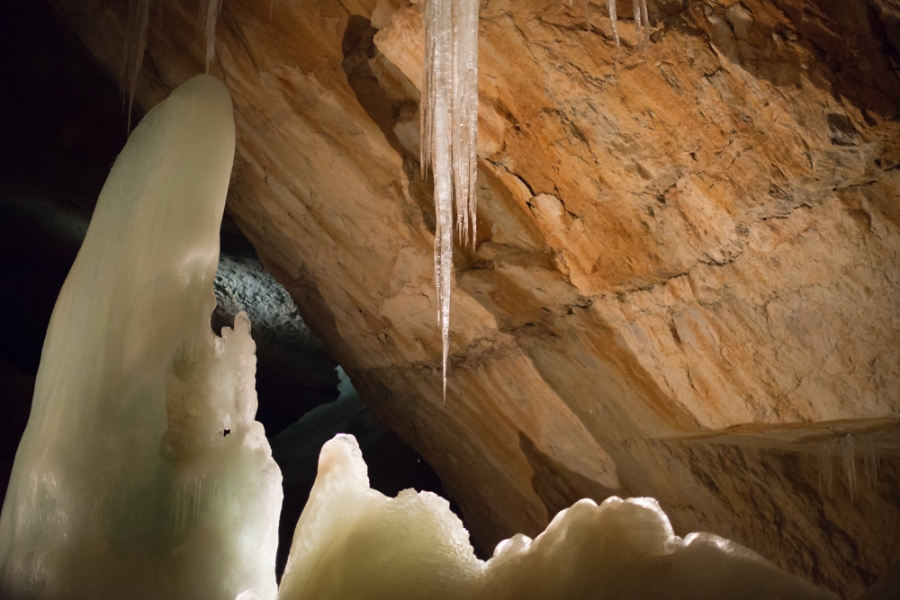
[840,434,856,502]
[817,433,880,500]
[633,0,650,52]
[818,437,836,495]
[121,0,224,127]
[422,0,479,399]
[633,0,642,49]
[564,0,657,66]
[608,0,621,66]
[0,75,281,600]
[863,435,879,493]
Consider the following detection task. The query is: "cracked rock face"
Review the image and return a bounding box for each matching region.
[48,0,900,596]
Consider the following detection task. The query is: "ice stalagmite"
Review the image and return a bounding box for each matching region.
[422,0,479,398]
[0,75,281,600]
[278,434,838,600]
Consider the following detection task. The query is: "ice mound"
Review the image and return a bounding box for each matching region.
[278,434,837,600]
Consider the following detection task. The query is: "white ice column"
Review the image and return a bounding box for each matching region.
[0,75,281,600]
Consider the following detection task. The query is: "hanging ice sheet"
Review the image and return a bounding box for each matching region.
[0,75,281,600]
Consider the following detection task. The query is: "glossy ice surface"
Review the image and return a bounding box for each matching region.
[0,75,281,600]
[278,434,837,600]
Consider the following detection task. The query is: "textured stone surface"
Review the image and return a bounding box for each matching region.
[47,0,900,596]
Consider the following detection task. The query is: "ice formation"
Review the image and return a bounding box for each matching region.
[121,0,151,129]
[607,0,621,64]
[205,0,224,72]
[419,0,656,396]
[633,0,650,52]
[422,0,480,398]
[817,432,881,499]
[121,0,223,128]
[0,75,281,600]
[277,434,838,600]
[568,1,653,66]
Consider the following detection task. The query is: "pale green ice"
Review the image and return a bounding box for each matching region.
[0,75,281,600]
[277,434,837,600]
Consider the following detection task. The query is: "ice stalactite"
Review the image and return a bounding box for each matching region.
[422,0,479,399]
[863,435,879,494]
[205,0,224,73]
[607,0,621,65]
[818,437,836,495]
[816,433,880,500]
[569,1,654,66]
[640,0,650,48]
[121,0,151,130]
[840,434,857,502]
[120,0,224,127]
[633,0,650,52]
[277,434,838,600]
[0,75,281,600]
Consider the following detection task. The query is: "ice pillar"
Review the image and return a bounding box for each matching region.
[0,75,281,600]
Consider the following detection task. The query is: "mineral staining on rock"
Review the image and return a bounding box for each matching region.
[278,433,837,600]
[0,75,281,600]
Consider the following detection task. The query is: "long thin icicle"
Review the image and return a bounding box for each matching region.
[422,0,479,400]
[121,0,151,131]
[633,0,643,50]
[205,0,224,73]
[638,0,650,51]
[567,1,657,67]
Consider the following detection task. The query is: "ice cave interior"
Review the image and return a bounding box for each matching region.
[1,1,900,599]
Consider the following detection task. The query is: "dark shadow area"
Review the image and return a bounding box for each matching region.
[0,0,132,501]
[519,432,617,521]
[658,0,900,120]
[861,557,900,600]
[211,219,343,435]
[341,15,408,158]
[269,377,454,579]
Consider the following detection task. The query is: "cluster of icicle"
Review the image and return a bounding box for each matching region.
[421,0,655,398]
[572,0,651,64]
[421,0,480,399]
[817,433,881,501]
[120,0,222,128]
